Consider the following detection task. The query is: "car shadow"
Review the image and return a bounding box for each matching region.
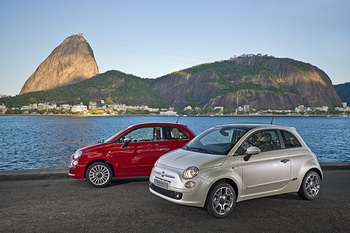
[109,176,149,186]
[264,193,301,200]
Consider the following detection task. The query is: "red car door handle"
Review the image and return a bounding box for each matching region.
[159,148,170,151]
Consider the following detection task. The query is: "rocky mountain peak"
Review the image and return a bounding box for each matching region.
[153,55,342,109]
[20,34,99,94]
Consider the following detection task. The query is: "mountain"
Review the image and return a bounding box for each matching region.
[19,34,99,94]
[334,82,350,104]
[153,55,342,109]
[2,70,164,108]
[2,55,342,110]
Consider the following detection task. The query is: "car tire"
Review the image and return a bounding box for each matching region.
[86,162,112,188]
[298,170,321,200]
[206,182,236,218]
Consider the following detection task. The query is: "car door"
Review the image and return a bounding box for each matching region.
[163,125,192,151]
[107,126,171,177]
[241,130,291,197]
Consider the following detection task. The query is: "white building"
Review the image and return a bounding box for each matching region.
[60,104,71,111]
[243,105,250,113]
[89,102,98,110]
[184,105,192,111]
[0,104,6,113]
[71,104,88,113]
[159,110,178,116]
[214,106,224,114]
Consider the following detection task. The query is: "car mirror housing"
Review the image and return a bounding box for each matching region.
[121,138,131,148]
[246,146,261,155]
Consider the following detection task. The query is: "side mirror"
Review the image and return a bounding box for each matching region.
[219,130,229,136]
[246,146,261,155]
[244,146,261,161]
[121,138,131,148]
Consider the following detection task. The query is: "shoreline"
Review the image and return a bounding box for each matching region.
[0,113,349,117]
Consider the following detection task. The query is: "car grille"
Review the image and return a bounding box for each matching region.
[150,183,183,200]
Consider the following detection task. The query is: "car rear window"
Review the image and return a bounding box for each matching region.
[281,130,302,148]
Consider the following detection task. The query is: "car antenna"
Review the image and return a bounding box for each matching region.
[176,116,180,123]
[270,116,274,124]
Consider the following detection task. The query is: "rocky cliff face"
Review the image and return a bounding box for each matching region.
[153,56,342,110]
[20,34,99,94]
[12,52,342,110]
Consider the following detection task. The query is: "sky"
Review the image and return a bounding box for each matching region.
[0,0,349,96]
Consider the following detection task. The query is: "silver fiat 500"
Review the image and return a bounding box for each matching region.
[149,123,322,218]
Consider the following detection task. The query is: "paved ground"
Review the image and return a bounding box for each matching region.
[0,169,349,232]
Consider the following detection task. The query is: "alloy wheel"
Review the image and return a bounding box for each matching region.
[211,186,234,216]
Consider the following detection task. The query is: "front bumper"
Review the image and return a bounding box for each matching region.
[149,165,208,207]
[68,160,85,179]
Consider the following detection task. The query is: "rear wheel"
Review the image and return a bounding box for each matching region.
[298,171,321,200]
[206,182,236,218]
[86,162,112,188]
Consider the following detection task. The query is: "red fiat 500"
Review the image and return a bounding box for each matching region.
[69,122,195,187]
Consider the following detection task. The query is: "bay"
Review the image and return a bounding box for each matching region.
[0,115,349,170]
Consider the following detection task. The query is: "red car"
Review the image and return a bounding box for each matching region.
[69,122,195,187]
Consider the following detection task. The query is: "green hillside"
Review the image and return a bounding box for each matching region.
[1,70,165,108]
[1,55,343,110]
[334,82,350,103]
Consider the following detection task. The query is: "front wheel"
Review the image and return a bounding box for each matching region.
[206,182,236,218]
[298,171,321,200]
[86,162,112,188]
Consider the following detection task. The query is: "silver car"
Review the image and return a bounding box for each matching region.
[149,123,322,218]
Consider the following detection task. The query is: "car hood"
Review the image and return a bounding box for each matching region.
[79,143,102,152]
[157,149,226,170]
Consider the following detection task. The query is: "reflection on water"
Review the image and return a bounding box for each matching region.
[0,115,349,170]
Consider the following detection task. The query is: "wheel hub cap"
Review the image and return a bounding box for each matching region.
[212,187,234,215]
[89,165,110,186]
[306,174,320,197]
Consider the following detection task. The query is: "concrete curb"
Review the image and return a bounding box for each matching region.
[0,168,69,180]
[320,162,350,170]
[0,162,349,181]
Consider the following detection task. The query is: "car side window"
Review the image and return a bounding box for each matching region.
[242,130,281,152]
[165,127,189,140]
[281,130,302,148]
[118,126,164,143]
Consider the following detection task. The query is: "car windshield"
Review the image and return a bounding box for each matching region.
[103,126,130,143]
[183,126,248,155]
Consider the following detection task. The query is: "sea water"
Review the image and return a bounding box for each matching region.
[0,115,349,170]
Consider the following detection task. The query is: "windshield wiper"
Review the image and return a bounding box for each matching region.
[185,146,214,154]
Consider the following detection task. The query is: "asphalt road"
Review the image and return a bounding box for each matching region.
[0,170,349,233]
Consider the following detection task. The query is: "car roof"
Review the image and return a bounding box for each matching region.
[128,122,188,127]
[214,123,291,131]
[125,122,191,131]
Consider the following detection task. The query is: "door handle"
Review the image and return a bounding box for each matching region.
[159,148,170,151]
[281,159,290,163]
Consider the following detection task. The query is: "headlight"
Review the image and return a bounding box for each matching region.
[183,166,199,179]
[153,161,158,168]
[73,150,83,160]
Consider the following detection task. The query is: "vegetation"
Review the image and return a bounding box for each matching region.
[0,70,166,108]
[0,55,339,111]
[334,82,350,103]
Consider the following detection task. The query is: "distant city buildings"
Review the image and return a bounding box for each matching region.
[0,101,349,116]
